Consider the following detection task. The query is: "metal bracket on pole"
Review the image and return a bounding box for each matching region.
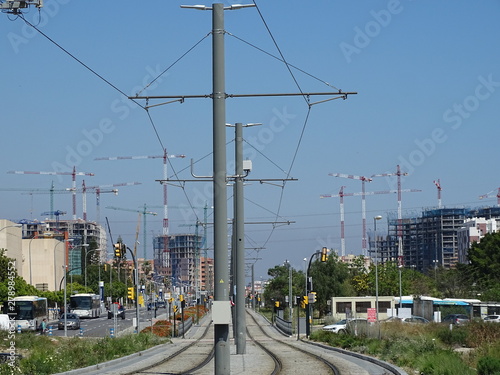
[0,0,42,14]
[190,158,213,179]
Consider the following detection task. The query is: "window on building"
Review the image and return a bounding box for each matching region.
[336,302,352,314]
[356,301,371,313]
[379,301,391,310]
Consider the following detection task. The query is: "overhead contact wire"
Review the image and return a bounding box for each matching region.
[227,32,339,91]
[19,15,144,110]
[137,32,211,96]
[252,0,308,105]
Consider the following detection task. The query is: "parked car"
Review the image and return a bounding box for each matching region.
[442,314,469,325]
[484,315,500,323]
[107,303,125,320]
[345,318,370,334]
[382,316,402,323]
[58,313,81,330]
[402,316,430,324]
[323,318,368,334]
[323,319,348,333]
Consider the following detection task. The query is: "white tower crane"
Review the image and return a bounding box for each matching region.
[321,188,421,258]
[329,173,372,255]
[479,187,500,207]
[371,165,411,267]
[8,166,94,220]
[433,179,442,208]
[95,149,185,237]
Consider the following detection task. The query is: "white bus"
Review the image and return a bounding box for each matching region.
[3,296,48,331]
[70,294,101,318]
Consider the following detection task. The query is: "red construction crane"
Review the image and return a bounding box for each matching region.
[479,187,500,207]
[329,173,372,255]
[371,165,417,267]
[321,187,421,258]
[433,179,442,208]
[95,149,185,237]
[80,181,141,223]
[8,166,94,220]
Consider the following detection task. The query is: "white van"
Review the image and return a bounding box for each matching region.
[0,314,10,331]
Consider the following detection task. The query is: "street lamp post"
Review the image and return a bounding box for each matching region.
[305,250,321,337]
[399,264,402,315]
[284,260,292,322]
[374,215,382,338]
[126,246,140,335]
[56,238,73,337]
[28,236,36,285]
[0,223,22,274]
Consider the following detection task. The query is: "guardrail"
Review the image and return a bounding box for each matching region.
[275,316,292,336]
[175,317,193,337]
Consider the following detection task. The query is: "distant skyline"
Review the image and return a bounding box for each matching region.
[1,1,499,281]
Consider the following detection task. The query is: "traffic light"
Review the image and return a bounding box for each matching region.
[114,242,122,258]
[275,301,280,308]
[321,247,328,262]
[127,287,134,300]
[303,295,308,306]
[179,294,185,309]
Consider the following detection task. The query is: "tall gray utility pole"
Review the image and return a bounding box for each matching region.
[234,122,246,354]
[212,4,231,373]
[135,3,357,373]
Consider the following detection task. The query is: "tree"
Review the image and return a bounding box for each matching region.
[263,265,289,308]
[308,253,351,315]
[468,231,500,284]
[0,249,38,303]
[348,255,371,296]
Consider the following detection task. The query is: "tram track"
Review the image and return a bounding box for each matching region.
[246,309,340,374]
[80,309,406,375]
[125,321,214,375]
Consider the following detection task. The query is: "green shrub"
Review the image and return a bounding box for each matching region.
[415,350,474,375]
[0,332,168,375]
[477,356,500,375]
[435,326,468,346]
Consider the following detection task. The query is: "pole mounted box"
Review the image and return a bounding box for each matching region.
[212,301,232,324]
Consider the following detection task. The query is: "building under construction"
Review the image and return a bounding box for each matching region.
[23,219,106,277]
[154,233,206,294]
[369,206,500,273]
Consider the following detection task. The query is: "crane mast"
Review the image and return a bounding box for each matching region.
[371,165,408,267]
[329,173,372,255]
[433,179,442,208]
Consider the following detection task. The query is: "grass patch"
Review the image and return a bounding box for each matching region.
[310,321,500,375]
[0,331,168,375]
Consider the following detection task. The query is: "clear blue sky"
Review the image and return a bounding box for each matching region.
[1,1,499,282]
